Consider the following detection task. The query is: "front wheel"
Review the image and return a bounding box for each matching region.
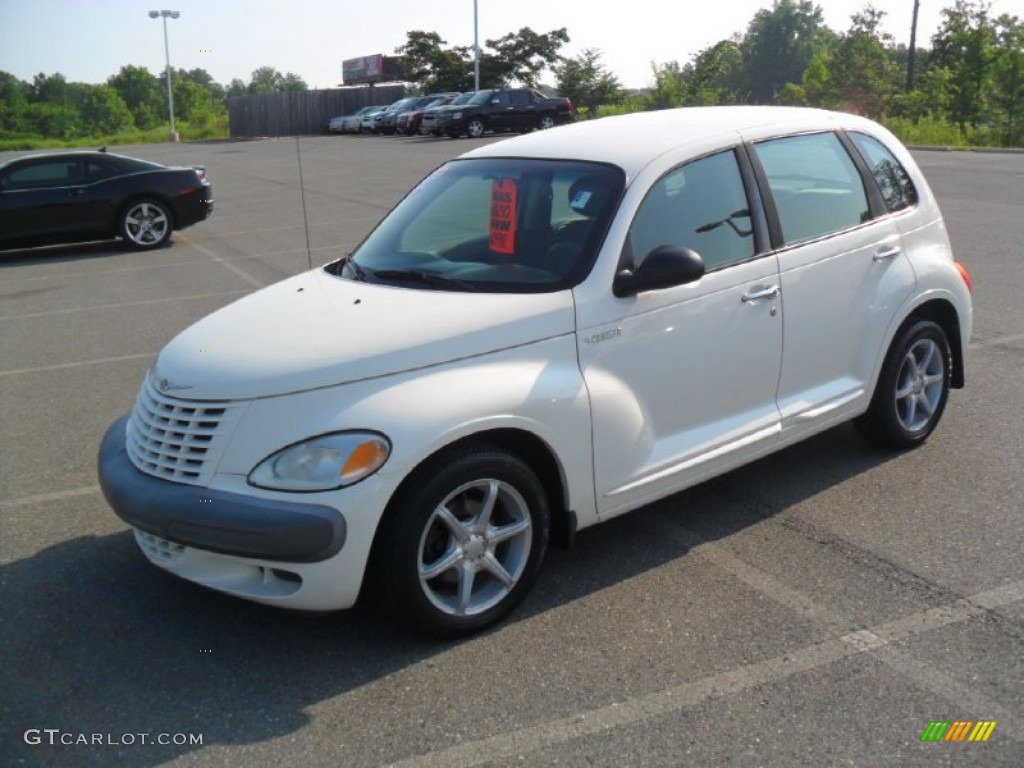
[855,320,951,449]
[120,198,172,250]
[466,118,486,138]
[370,446,550,638]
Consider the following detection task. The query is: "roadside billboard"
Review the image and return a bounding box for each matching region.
[343,54,403,85]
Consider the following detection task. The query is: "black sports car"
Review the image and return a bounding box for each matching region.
[0,149,213,251]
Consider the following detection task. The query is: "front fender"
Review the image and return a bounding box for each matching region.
[216,335,598,528]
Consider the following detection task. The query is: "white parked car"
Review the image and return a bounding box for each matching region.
[99,107,973,637]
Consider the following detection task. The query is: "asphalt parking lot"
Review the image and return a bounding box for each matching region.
[1,133,1022,767]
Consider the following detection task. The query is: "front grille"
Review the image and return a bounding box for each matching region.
[126,377,245,485]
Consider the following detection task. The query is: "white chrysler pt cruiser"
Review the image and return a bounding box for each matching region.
[100,107,973,637]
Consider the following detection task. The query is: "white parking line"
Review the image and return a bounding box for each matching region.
[3,485,101,509]
[0,352,153,378]
[969,333,1024,349]
[0,289,250,321]
[389,579,1024,767]
[177,233,266,289]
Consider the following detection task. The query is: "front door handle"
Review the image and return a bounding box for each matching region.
[873,245,901,261]
[741,285,780,303]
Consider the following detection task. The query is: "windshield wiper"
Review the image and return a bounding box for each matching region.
[343,256,367,282]
[371,269,479,292]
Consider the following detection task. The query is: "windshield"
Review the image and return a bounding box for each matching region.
[468,90,494,105]
[331,158,625,293]
[389,98,415,112]
[449,92,475,106]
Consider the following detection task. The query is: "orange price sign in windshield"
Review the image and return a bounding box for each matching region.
[489,179,517,255]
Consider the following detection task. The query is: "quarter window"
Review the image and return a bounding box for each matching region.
[849,132,918,213]
[755,132,870,245]
[628,150,754,272]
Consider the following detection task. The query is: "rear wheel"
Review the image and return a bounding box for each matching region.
[538,113,556,130]
[371,446,549,638]
[855,320,951,449]
[119,198,172,250]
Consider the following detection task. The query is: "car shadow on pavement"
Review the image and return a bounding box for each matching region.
[1,424,896,766]
[0,240,146,267]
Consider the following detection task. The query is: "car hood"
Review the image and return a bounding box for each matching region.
[151,269,576,400]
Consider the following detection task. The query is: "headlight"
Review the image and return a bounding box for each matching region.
[248,432,390,491]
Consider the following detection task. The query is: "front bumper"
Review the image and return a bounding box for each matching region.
[98,416,346,563]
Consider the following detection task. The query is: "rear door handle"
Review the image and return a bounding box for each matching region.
[741,285,779,303]
[873,245,901,261]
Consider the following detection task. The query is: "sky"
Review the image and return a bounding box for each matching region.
[1,0,1022,91]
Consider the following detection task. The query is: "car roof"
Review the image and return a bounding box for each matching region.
[0,150,161,170]
[461,106,887,181]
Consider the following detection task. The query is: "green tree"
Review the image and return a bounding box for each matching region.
[79,85,133,135]
[179,67,225,102]
[0,71,29,132]
[246,67,306,93]
[396,31,469,91]
[645,61,686,109]
[21,102,80,138]
[226,78,247,99]
[396,27,569,91]
[931,0,997,128]
[553,48,623,116]
[829,5,901,118]
[739,0,833,103]
[281,72,308,91]
[108,65,162,128]
[991,13,1024,144]
[681,40,744,105]
[483,27,569,87]
[29,72,69,105]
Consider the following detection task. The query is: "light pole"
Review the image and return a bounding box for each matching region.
[473,0,480,91]
[149,10,180,141]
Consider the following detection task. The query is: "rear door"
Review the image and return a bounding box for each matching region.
[750,131,916,438]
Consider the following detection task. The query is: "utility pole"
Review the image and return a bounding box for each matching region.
[907,0,921,91]
[473,0,480,91]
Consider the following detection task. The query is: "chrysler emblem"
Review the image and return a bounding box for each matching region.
[158,378,193,393]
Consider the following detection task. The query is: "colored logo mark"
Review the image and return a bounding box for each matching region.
[920,721,997,742]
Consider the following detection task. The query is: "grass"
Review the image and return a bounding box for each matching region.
[0,114,230,152]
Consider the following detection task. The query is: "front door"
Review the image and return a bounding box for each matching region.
[577,149,784,518]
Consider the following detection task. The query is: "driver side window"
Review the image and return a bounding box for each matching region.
[628,150,754,272]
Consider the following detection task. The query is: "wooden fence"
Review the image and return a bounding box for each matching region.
[228,85,406,137]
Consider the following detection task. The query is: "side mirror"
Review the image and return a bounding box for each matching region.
[613,245,705,298]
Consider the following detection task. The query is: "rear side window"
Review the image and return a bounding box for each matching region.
[86,161,119,182]
[755,132,870,245]
[849,132,918,213]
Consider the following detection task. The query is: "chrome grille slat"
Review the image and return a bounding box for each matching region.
[126,377,245,485]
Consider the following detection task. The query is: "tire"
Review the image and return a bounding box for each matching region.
[371,445,550,638]
[855,320,951,449]
[119,198,172,250]
[466,118,486,138]
[538,113,556,130]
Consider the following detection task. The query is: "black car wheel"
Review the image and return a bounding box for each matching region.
[120,198,172,250]
[538,113,556,130]
[370,445,550,638]
[855,319,951,449]
[466,118,486,138]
